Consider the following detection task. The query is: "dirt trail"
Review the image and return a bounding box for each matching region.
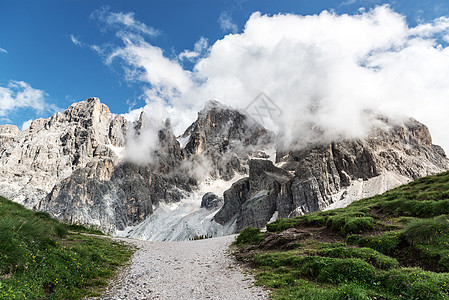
[96,235,269,300]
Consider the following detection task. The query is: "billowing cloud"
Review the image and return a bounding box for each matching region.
[107,33,193,102]
[218,12,238,33]
[0,81,57,117]
[100,6,449,153]
[0,48,7,54]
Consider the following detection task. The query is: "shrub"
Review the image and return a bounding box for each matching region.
[267,218,301,232]
[342,217,375,235]
[346,234,362,245]
[403,216,449,245]
[298,256,376,284]
[301,214,328,226]
[318,246,399,270]
[358,231,402,255]
[380,267,449,299]
[234,227,264,246]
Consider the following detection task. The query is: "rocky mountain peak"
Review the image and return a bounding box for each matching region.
[0,124,20,135]
[0,97,127,209]
[63,97,113,126]
[0,97,448,239]
[180,99,274,180]
[213,116,449,232]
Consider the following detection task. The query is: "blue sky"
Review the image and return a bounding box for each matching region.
[1,0,449,151]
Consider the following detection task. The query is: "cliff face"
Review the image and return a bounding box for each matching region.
[214,119,449,232]
[0,98,127,209]
[181,100,274,181]
[39,113,191,233]
[0,97,447,237]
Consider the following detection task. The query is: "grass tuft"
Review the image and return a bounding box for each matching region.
[233,227,264,246]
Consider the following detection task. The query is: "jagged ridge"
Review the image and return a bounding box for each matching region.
[0,97,447,237]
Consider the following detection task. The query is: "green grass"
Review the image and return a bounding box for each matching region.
[0,197,134,299]
[233,227,264,246]
[235,171,449,299]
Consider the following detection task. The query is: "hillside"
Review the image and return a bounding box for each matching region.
[0,197,133,299]
[234,171,449,299]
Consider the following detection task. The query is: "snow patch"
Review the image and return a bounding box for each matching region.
[116,174,244,241]
[268,211,278,224]
[177,135,190,149]
[325,171,411,210]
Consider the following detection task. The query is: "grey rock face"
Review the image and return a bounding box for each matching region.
[214,159,292,231]
[0,98,124,208]
[1,97,448,238]
[0,125,20,149]
[201,192,223,210]
[40,160,183,233]
[260,228,313,250]
[215,118,449,231]
[41,117,190,233]
[181,100,274,181]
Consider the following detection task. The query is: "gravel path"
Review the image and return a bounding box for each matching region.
[97,235,269,300]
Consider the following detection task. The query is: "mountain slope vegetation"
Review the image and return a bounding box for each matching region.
[0,197,133,299]
[234,171,449,299]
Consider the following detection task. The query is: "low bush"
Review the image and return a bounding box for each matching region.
[341,217,375,235]
[358,231,402,255]
[267,218,301,232]
[380,267,449,299]
[403,216,449,245]
[318,246,399,270]
[234,227,264,246]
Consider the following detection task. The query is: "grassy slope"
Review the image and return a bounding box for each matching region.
[234,171,449,300]
[0,197,134,299]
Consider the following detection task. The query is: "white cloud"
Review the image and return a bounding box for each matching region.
[0,81,57,117]
[218,12,238,33]
[0,48,7,54]
[70,34,82,47]
[101,6,449,154]
[94,7,159,37]
[179,37,209,61]
[409,16,449,37]
[341,0,357,5]
[107,33,193,104]
[21,119,33,131]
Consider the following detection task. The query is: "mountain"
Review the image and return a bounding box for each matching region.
[0,97,447,238]
[0,98,126,208]
[214,118,449,232]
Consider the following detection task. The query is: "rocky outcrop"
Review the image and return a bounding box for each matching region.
[181,100,274,181]
[39,161,183,233]
[214,159,292,231]
[201,192,223,210]
[260,228,313,250]
[0,98,125,208]
[215,118,449,231]
[0,125,20,149]
[0,97,448,238]
[0,97,191,233]
[40,114,191,233]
